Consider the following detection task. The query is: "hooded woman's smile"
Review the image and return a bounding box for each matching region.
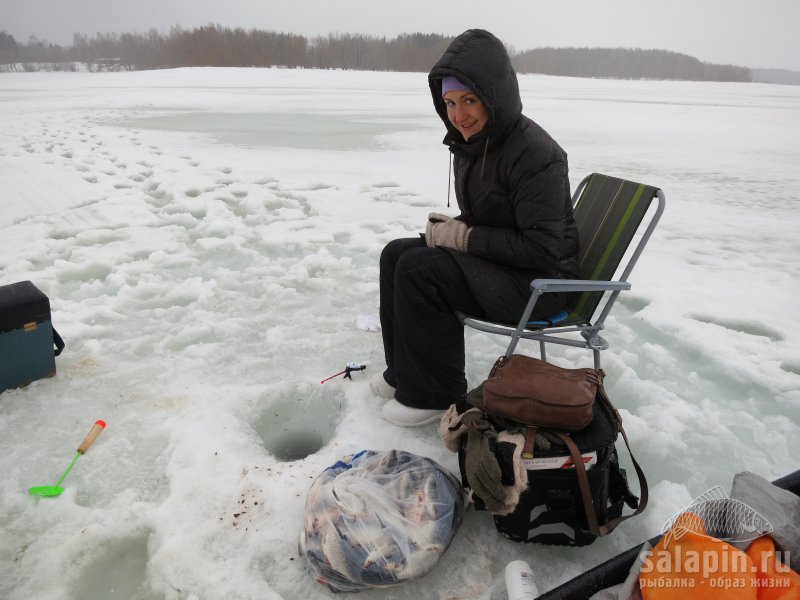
[444,89,489,141]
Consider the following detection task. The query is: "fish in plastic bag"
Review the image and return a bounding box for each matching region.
[298,449,466,593]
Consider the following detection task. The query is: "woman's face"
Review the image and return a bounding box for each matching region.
[444,90,489,141]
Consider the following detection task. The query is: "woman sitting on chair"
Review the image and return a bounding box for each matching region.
[374,29,579,426]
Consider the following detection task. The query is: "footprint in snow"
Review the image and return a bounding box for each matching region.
[371,181,401,188]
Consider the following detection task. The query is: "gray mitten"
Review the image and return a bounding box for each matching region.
[537,429,566,450]
[461,413,506,512]
[425,212,451,248]
[426,213,470,252]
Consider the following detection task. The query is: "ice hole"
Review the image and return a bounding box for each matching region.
[70,532,163,600]
[255,387,344,462]
[266,430,325,461]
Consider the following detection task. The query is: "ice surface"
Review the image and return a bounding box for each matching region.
[0,68,798,599]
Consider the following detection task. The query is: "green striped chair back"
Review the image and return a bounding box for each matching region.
[566,173,660,323]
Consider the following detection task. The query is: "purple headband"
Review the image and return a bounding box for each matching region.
[441,76,472,97]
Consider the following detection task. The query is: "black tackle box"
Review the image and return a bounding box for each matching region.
[0,281,64,393]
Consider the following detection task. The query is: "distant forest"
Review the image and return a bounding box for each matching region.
[0,25,757,82]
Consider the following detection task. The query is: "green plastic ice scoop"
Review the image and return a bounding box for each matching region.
[28,419,106,498]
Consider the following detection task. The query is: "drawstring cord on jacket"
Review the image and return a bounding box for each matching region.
[447,151,452,208]
[446,136,490,208]
[480,137,489,179]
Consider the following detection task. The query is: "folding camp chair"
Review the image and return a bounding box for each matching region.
[459,173,665,369]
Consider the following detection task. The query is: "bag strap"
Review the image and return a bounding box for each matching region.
[596,383,649,533]
[53,328,65,357]
[556,384,649,537]
[558,432,603,534]
[521,426,537,460]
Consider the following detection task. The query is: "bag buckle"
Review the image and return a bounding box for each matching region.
[521,426,537,459]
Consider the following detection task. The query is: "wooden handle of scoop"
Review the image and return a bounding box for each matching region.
[77,420,106,454]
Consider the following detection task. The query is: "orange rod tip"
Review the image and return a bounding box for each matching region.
[95,420,107,428]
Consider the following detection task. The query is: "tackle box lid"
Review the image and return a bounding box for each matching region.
[0,281,52,335]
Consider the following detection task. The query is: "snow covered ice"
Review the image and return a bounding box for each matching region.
[0,68,798,599]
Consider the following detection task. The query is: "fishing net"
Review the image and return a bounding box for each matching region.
[661,485,773,543]
[298,450,466,593]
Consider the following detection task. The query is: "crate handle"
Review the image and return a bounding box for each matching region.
[53,328,65,357]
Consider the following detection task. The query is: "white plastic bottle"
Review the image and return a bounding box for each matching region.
[504,560,540,599]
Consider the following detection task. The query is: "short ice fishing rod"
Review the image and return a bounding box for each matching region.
[28,419,107,498]
[320,362,367,384]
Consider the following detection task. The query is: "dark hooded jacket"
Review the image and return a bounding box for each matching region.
[428,29,579,321]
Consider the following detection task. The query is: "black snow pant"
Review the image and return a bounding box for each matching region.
[379,237,485,410]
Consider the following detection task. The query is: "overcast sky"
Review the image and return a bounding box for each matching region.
[3,0,800,71]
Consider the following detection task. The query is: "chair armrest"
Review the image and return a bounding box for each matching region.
[530,279,632,294]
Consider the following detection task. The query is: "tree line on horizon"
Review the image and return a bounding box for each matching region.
[0,26,751,82]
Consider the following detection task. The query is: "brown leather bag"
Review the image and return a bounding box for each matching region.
[482,354,600,431]
[477,353,648,540]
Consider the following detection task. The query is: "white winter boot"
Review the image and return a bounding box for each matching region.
[369,374,396,399]
[381,399,445,427]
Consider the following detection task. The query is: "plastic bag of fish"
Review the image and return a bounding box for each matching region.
[298,449,466,593]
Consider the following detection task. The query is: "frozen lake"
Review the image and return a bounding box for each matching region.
[0,67,798,599]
